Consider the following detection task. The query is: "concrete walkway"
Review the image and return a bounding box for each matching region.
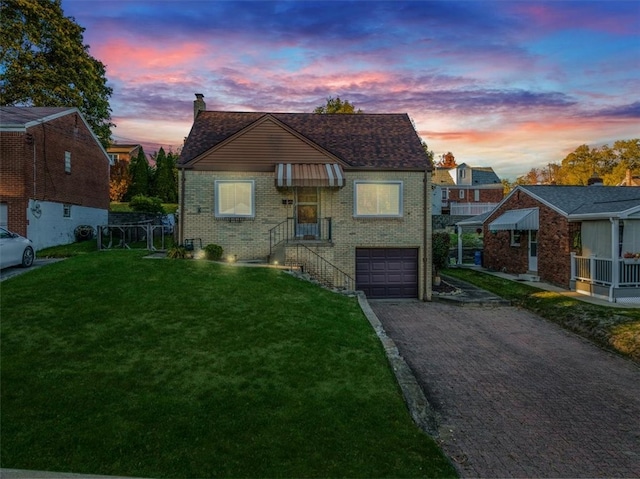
[370,299,640,478]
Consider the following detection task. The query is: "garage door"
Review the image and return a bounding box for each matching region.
[356,248,418,299]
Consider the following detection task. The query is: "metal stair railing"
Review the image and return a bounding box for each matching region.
[269,218,294,259]
[288,243,355,291]
[269,217,333,258]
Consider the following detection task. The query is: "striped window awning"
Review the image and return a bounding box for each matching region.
[275,163,345,188]
[489,208,539,231]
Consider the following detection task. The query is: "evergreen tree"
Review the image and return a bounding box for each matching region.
[152,148,178,203]
[127,148,150,199]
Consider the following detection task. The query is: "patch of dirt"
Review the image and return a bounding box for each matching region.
[432,279,459,294]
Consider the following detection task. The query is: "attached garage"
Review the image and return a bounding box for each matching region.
[356,248,419,299]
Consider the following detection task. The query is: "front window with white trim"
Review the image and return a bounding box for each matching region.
[215,180,255,218]
[354,181,403,217]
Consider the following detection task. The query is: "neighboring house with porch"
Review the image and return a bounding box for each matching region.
[106,143,142,164]
[0,107,110,250]
[177,94,434,299]
[432,161,503,215]
[481,185,640,304]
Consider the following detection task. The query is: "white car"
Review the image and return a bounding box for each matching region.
[0,227,35,269]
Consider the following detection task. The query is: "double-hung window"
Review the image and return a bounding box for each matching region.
[354,181,403,217]
[64,151,71,173]
[215,180,255,218]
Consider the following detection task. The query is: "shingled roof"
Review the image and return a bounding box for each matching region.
[519,185,640,216]
[0,106,75,128]
[179,111,431,170]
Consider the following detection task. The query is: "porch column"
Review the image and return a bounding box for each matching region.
[457,224,463,265]
[610,218,620,291]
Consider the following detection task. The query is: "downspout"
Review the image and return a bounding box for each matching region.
[179,169,186,245]
[423,166,432,301]
[609,217,619,303]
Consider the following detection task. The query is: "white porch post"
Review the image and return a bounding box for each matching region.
[570,252,576,280]
[610,218,620,302]
[457,225,463,265]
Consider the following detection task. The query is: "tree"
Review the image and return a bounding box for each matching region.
[0,0,113,148]
[152,147,178,203]
[421,141,435,163]
[556,144,613,185]
[432,232,451,279]
[437,152,457,168]
[501,178,515,195]
[127,148,150,199]
[109,159,131,202]
[314,96,362,114]
[600,139,640,185]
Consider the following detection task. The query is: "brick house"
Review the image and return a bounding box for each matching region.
[178,94,434,299]
[432,159,503,215]
[0,107,110,250]
[482,185,640,304]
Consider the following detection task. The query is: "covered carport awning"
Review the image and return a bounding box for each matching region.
[489,207,539,231]
[275,163,345,188]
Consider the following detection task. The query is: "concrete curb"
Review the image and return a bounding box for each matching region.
[356,292,439,437]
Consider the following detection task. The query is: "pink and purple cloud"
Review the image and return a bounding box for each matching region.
[62,0,640,179]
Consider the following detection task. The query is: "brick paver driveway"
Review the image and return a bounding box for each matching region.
[370,300,640,478]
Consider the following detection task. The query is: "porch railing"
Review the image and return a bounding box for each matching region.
[450,202,498,216]
[269,217,332,257]
[571,254,640,287]
[288,243,355,291]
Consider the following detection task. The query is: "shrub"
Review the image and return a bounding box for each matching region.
[167,246,188,259]
[74,225,95,242]
[203,244,223,261]
[432,232,451,276]
[129,194,165,214]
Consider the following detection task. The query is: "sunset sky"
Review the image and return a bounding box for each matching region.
[60,0,639,180]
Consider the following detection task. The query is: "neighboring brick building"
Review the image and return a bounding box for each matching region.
[482,185,640,304]
[178,94,434,299]
[0,107,110,250]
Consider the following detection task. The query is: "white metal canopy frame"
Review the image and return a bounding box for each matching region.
[489,208,539,231]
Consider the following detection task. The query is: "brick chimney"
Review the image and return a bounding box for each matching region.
[193,93,206,120]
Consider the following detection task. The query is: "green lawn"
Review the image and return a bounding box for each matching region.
[1,251,456,478]
[443,267,640,362]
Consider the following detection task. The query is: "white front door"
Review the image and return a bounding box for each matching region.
[528,231,538,272]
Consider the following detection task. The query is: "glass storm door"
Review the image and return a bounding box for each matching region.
[295,188,319,238]
[528,231,538,272]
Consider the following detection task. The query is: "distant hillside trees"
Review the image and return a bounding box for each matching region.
[515,139,639,185]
